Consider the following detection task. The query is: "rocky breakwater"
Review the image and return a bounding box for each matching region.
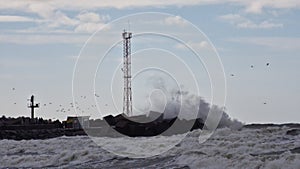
[0,126,88,140]
[100,112,205,137]
[0,127,65,140]
[0,112,205,140]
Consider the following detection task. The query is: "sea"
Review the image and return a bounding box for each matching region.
[0,126,299,169]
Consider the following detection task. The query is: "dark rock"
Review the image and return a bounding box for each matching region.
[290,147,300,154]
[104,113,204,137]
[244,123,300,129]
[286,129,300,136]
[0,113,205,139]
[250,151,285,156]
[191,118,204,131]
[103,115,116,126]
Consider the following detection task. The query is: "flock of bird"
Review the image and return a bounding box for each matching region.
[10,62,271,113]
[230,62,271,105]
[10,89,104,115]
[230,62,270,77]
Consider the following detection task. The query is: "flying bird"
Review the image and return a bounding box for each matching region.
[266,63,270,66]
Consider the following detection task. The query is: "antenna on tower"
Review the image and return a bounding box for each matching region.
[128,20,131,31]
[28,95,39,119]
[122,29,133,117]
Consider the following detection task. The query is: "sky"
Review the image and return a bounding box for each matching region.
[0,0,300,123]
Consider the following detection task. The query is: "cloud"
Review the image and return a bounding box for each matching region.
[164,16,188,27]
[45,11,79,28]
[37,11,110,33]
[0,1,295,44]
[26,3,54,18]
[74,22,107,33]
[1,0,300,16]
[0,15,35,22]
[238,20,283,29]
[77,12,110,23]
[0,0,296,34]
[175,41,211,50]
[75,12,110,33]
[244,1,264,14]
[219,14,283,29]
[1,11,111,34]
[0,12,112,45]
[242,0,300,14]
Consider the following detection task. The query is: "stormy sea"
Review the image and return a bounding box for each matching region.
[1,125,299,169]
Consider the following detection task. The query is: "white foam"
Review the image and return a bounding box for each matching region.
[0,127,299,168]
